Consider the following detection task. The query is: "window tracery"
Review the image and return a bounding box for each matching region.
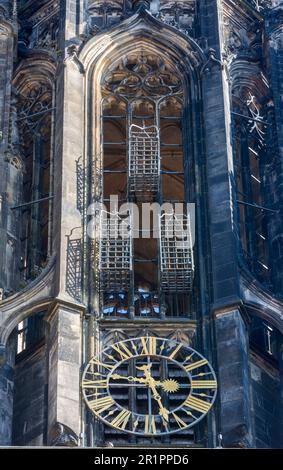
[233,86,271,284]
[97,51,195,319]
[16,81,53,282]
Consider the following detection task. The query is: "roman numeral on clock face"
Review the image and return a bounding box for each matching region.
[90,357,115,370]
[144,415,156,434]
[183,396,212,413]
[168,343,183,360]
[88,396,115,414]
[111,409,131,430]
[172,412,187,429]
[184,358,208,372]
[82,379,108,389]
[191,380,217,389]
[140,336,157,355]
[111,342,134,360]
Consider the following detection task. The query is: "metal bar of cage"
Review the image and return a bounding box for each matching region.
[99,209,133,292]
[159,211,194,292]
[128,123,160,198]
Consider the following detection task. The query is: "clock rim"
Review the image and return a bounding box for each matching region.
[82,335,218,436]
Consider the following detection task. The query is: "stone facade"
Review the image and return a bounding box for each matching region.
[0,0,282,448]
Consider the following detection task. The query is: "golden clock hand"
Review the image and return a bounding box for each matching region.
[148,380,170,422]
[136,365,170,422]
[136,364,179,394]
[111,373,147,384]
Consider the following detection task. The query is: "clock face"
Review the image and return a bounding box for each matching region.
[82,336,217,436]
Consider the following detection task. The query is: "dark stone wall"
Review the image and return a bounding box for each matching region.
[0,15,15,294]
[0,362,14,445]
[215,309,253,447]
[12,344,47,446]
[265,6,283,294]
[199,0,240,313]
[0,334,16,445]
[250,354,282,448]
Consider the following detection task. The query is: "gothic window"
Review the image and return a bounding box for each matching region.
[233,88,270,284]
[17,82,53,281]
[98,51,195,318]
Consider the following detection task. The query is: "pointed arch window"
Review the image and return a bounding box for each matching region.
[17,82,53,281]
[233,88,270,284]
[97,51,195,318]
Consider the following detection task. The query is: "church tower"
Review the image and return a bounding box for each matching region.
[0,0,282,448]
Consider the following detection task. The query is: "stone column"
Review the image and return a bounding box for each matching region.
[44,1,85,447]
[199,0,247,447]
[46,303,82,446]
[200,0,240,311]
[215,309,253,447]
[52,5,84,299]
[0,343,14,446]
[0,12,17,296]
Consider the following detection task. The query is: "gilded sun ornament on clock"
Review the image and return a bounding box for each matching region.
[82,336,217,436]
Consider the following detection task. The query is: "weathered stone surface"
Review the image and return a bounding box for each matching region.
[215,309,253,447]
[46,304,81,444]
[0,362,14,445]
[0,0,282,450]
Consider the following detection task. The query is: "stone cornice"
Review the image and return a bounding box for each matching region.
[45,298,85,325]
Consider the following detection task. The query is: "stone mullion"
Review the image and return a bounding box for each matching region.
[45,303,82,446]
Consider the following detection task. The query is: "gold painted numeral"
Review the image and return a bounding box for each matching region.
[168,343,183,360]
[183,396,211,413]
[144,415,156,434]
[191,380,217,389]
[149,336,157,355]
[184,359,208,372]
[141,337,157,355]
[141,337,149,355]
[172,412,187,429]
[111,343,133,360]
[111,409,131,430]
[88,396,114,414]
[82,379,108,389]
[90,358,115,370]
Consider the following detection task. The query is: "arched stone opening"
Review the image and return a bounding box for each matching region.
[0,308,49,446]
